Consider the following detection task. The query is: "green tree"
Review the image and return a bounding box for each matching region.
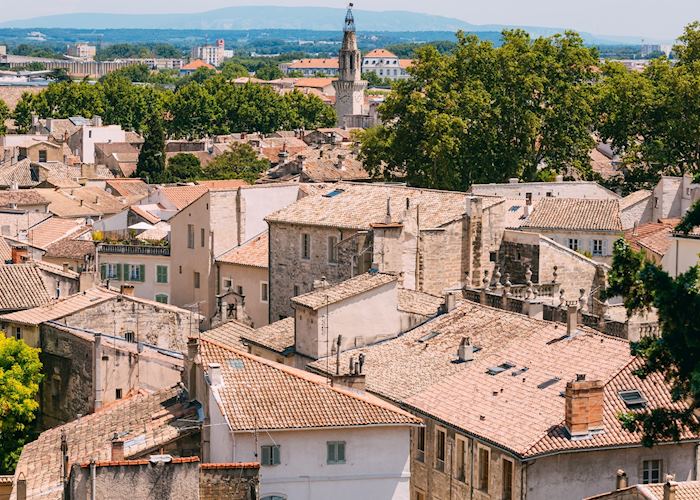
[204,142,268,183]
[13,92,37,133]
[605,232,700,446]
[674,21,700,65]
[359,30,598,190]
[220,60,249,79]
[285,90,336,130]
[135,113,167,183]
[46,68,71,82]
[0,336,43,473]
[255,63,283,81]
[168,153,203,181]
[105,64,152,83]
[0,100,10,135]
[167,82,218,139]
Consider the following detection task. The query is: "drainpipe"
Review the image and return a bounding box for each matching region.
[90,459,96,500]
[695,443,700,480]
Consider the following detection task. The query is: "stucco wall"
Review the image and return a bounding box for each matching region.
[621,198,652,230]
[218,262,268,328]
[99,253,171,304]
[526,442,699,500]
[662,236,700,277]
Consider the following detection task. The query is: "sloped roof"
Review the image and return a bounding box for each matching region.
[11,385,197,500]
[199,338,420,432]
[216,231,268,268]
[292,272,397,310]
[0,287,114,325]
[0,189,48,207]
[159,185,209,210]
[364,49,398,58]
[240,317,295,354]
[195,179,249,190]
[182,59,215,71]
[130,204,161,225]
[44,236,95,260]
[293,77,335,89]
[639,482,700,500]
[521,198,623,232]
[26,217,85,249]
[0,263,52,311]
[625,219,679,258]
[287,58,339,69]
[105,178,149,199]
[198,320,253,351]
[397,289,443,317]
[620,189,652,210]
[0,159,36,188]
[0,237,11,262]
[266,182,498,230]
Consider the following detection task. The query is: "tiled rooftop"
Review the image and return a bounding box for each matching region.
[197,320,253,351]
[619,189,652,210]
[26,217,85,249]
[521,198,623,232]
[241,317,295,353]
[159,185,209,210]
[0,189,48,207]
[625,219,679,257]
[0,263,52,311]
[291,272,397,310]
[11,385,198,500]
[266,182,500,230]
[199,337,420,432]
[216,231,268,268]
[44,236,95,260]
[0,287,113,324]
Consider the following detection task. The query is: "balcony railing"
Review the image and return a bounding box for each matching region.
[99,244,170,256]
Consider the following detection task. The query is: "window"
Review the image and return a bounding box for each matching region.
[415,492,425,500]
[642,459,662,484]
[155,294,169,304]
[103,263,120,280]
[293,285,300,297]
[261,445,281,466]
[478,447,490,492]
[327,441,346,464]
[15,327,21,340]
[115,388,122,400]
[261,282,269,303]
[156,265,168,284]
[301,233,311,259]
[455,437,467,482]
[237,285,244,296]
[654,197,659,208]
[328,236,338,264]
[568,238,581,252]
[592,239,603,256]
[194,272,200,289]
[502,459,514,500]
[128,264,144,282]
[416,426,425,462]
[38,149,47,162]
[187,224,195,249]
[435,428,446,472]
[124,331,135,342]
[200,228,205,247]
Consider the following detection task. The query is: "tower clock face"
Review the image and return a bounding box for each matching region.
[338,94,350,104]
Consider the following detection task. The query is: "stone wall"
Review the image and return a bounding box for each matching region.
[621,198,652,230]
[63,297,194,352]
[539,236,604,301]
[199,464,259,500]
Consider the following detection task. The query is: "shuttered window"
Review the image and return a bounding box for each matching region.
[156,265,168,284]
[261,445,280,466]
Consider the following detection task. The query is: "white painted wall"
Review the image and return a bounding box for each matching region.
[78,126,126,164]
[662,236,700,277]
[469,182,619,200]
[526,442,699,500]
[241,185,300,243]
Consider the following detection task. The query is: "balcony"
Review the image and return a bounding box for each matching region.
[99,244,170,257]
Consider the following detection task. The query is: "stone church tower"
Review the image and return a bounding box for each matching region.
[333,4,367,126]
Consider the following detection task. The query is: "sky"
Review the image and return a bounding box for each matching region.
[1,0,698,40]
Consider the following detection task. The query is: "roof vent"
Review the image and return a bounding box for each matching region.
[618,389,647,408]
[537,376,561,389]
[486,361,515,376]
[417,330,440,343]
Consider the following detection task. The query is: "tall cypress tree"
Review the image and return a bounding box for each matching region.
[135,113,167,183]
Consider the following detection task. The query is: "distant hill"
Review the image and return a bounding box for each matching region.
[0,6,651,45]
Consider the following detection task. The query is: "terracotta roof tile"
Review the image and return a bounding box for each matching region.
[0,263,52,311]
[364,49,398,58]
[397,288,443,316]
[619,189,652,210]
[195,179,249,190]
[199,338,420,431]
[182,59,215,70]
[44,236,95,260]
[12,385,198,500]
[292,272,397,310]
[216,231,268,268]
[521,198,623,232]
[26,217,85,249]
[293,77,335,88]
[625,219,679,257]
[0,189,48,207]
[198,320,253,351]
[159,185,209,210]
[241,317,294,353]
[105,179,150,198]
[0,159,36,188]
[641,481,700,500]
[130,205,161,224]
[0,237,11,262]
[200,462,260,469]
[287,58,339,69]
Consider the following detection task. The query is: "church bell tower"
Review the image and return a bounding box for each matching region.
[333,3,367,126]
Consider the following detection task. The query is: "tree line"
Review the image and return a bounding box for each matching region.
[12,71,336,138]
[358,22,700,193]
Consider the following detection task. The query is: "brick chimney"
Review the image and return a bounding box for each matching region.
[565,374,604,437]
[111,438,125,461]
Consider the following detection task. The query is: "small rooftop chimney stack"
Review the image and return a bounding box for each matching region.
[111,437,125,461]
[508,177,519,184]
[615,469,628,490]
[564,374,604,438]
[457,337,474,362]
[208,363,223,387]
[444,292,456,313]
[120,284,135,296]
[664,480,677,500]
[567,303,578,336]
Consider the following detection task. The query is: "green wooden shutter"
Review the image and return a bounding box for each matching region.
[139,264,146,282]
[100,264,106,280]
[337,442,345,462]
[261,446,270,465]
[116,263,122,281]
[123,264,130,281]
[272,445,280,465]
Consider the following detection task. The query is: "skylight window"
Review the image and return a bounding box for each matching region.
[619,390,647,408]
[537,377,561,389]
[227,359,244,369]
[509,205,521,212]
[511,367,529,376]
[323,188,345,198]
[417,330,440,343]
[486,362,516,375]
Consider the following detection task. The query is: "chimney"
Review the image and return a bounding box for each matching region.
[62,263,70,273]
[92,115,103,127]
[457,337,474,362]
[615,469,628,490]
[15,475,26,500]
[331,353,366,390]
[120,284,135,296]
[111,437,125,461]
[664,481,677,500]
[564,374,604,437]
[385,197,391,223]
[632,221,638,236]
[567,303,578,336]
[208,363,223,387]
[524,193,533,217]
[31,113,39,129]
[185,338,201,400]
[444,292,456,313]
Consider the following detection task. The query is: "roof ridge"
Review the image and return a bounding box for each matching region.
[199,337,419,423]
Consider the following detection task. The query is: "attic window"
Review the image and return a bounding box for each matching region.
[227,359,244,370]
[486,362,515,375]
[619,390,647,408]
[417,330,440,343]
[537,377,561,389]
[511,367,529,376]
[323,188,345,198]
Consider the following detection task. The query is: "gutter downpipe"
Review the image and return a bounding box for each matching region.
[90,458,96,500]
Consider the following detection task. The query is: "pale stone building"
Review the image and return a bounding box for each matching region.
[332,5,368,127]
[309,300,700,500]
[265,182,505,321]
[362,48,412,80]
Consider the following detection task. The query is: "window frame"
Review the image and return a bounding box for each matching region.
[326,441,346,465]
[592,239,603,256]
[156,265,168,284]
[187,224,195,249]
[301,233,311,260]
[455,436,467,483]
[38,149,47,162]
[155,294,169,304]
[435,427,446,472]
[261,444,281,466]
[327,235,339,264]
[194,271,201,289]
[568,238,581,252]
[129,264,142,282]
[642,459,662,484]
[260,282,269,303]
[502,458,514,500]
[478,445,490,493]
[416,426,425,463]
[200,227,205,248]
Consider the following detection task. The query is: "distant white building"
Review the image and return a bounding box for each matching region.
[191,39,227,67]
[66,43,96,60]
[361,48,411,80]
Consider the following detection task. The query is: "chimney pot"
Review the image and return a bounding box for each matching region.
[444,292,456,313]
[615,469,628,490]
[664,480,677,500]
[208,363,223,387]
[111,439,125,461]
[62,263,70,272]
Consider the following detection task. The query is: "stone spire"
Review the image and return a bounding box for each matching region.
[333,2,367,126]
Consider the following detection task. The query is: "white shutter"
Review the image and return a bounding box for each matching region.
[603,239,609,256]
